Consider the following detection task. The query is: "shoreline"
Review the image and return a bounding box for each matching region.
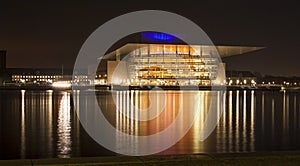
[1,151,300,165]
[0,85,296,91]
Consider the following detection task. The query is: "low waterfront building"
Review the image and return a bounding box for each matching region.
[6,68,89,86]
[226,70,257,86]
[7,68,70,85]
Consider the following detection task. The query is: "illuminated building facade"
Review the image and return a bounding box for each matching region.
[116,44,221,86]
[7,68,89,86]
[101,39,263,86]
[132,44,216,84]
[8,68,69,85]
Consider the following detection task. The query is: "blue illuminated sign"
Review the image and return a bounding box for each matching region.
[142,32,178,42]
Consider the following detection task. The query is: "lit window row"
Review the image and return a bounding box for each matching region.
[74,75,88,78]
[95,74,107,78]
[130,44,216,56]
[12,75,63,79]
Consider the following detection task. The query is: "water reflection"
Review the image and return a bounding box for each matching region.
[261,92,265,133]
[47,90,53,157]
[17,90,56,159]
[57,92,72,158]
[250,90,255,152]
[294,94,297,128]
[20,90,26,158]
[283,91,286,131]
[113,90,226,154]
[243,90,247,151]
[228,91,232,152]
[1,89,300,159]
[216,90,256,152]
[272,96,275,136]
[235,90,240,152]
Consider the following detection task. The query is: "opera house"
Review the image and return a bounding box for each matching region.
[97,32,263,86]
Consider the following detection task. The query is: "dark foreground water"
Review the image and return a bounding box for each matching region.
[0,89,299,159]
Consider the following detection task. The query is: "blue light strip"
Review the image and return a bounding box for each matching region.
[142,32,177,42]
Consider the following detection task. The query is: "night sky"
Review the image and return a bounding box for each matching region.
[0,1,299,76]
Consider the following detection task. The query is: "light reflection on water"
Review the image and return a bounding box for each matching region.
[20,90,26,158]
[47,90,53,157]
[113,90,221,154]
[217,90,256,152]
[0,90,300,159]
[57,92,72,158]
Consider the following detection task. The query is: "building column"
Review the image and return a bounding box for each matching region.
[116,50,120,61]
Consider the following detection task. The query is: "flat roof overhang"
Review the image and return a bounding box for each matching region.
[100,43,265,60]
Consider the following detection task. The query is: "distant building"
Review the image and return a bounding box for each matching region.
[7,68,71,85]
[0,50,7,85]
[226,70,257,86]
[0,50,6,70]
[261,75,300,86]
[6,68,93,86]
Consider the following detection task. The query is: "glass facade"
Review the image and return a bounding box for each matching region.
[122,44,221,86]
